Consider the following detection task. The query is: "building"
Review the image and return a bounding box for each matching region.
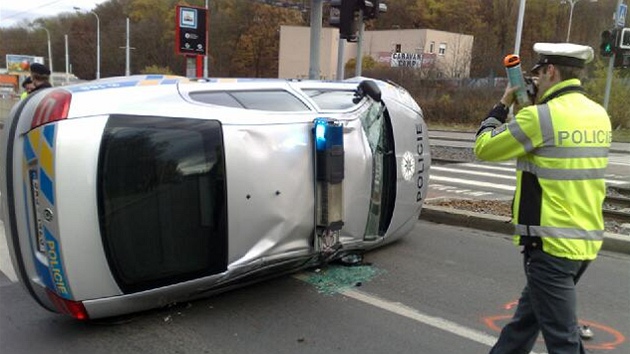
[278,26,474,80]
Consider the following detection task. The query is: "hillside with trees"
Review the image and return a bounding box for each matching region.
[0,0,625,79]
[1,0,628,131]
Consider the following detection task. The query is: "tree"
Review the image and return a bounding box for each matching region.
[230,3,304,77]
[344,55,382,77]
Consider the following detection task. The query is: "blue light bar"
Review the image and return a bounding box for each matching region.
[314,118,328,151]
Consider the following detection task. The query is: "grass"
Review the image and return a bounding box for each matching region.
[613,129,630,143]
[427,122,475,132]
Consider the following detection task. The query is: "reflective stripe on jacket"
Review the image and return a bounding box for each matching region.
[474,79,612,260]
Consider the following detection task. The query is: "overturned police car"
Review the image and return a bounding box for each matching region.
[0,75,430,320]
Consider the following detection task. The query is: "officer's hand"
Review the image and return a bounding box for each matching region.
[500,85,519,107]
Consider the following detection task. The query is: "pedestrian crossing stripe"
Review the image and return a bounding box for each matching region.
[430,161,629,201]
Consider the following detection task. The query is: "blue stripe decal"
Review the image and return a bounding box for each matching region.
[44,228,72,298]
[43,125,55,147]
[161,79,179,85]
[40,169,55,205]
[145,74,164,80]
[67,80,139,93]
[24,137,36,162]
[35,254,55,291]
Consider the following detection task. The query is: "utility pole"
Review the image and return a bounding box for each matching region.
[309,0,323,79]
[34,27,54,85]
[336,36,345,80]
[204,0,209,77]
[74,7,100,79]
[119,18,135,76]
[514,0,526,55]
[64,34,70,84]
[355,9,364,77]
[125,18,131,76]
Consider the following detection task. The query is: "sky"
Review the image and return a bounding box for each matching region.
[0,0,109,28]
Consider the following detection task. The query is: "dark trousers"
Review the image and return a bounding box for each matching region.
[489,248,591,354]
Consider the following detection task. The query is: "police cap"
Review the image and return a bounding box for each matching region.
[30,63,51,76]
[22,77,33,88]
[530,43,594,73]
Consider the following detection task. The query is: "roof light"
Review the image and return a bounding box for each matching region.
[31,89,72,129]
[314,118,328,151]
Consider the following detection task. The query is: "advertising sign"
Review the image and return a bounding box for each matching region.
[391,52,422,68]
[388,53,436,69]
[175,5,208,56]
[6,54,44,74]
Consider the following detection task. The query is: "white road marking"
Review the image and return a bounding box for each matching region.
[433,163,628,186]
[430,176,516,191]
[341,288,544,354]
[432,166,515,180]
[459,163,516,172]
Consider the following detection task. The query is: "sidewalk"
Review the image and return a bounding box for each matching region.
[420,205,630,255]
[0,220,17,281]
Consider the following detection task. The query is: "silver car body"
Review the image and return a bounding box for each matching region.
[0,75,430,320]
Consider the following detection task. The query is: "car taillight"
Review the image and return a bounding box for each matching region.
[45,289,89,321]
[31,89,72,129]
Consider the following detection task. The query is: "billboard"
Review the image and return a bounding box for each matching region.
[175,5,208,56]
[6,55,45,74]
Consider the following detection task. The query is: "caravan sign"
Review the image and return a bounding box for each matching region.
[391,52,422,68]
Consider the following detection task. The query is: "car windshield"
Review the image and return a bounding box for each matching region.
[359,101,396,238]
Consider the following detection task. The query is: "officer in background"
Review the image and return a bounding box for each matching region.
[29,63,52,94]
[475,43,611,354]
[20,77,34,100]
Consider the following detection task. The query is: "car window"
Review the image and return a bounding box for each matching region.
[189,90,310,111]
[302,89,357,110]
[231,90,309,111]
[189,91,242,108]
[98,115,228,292]
[360,102,396,238]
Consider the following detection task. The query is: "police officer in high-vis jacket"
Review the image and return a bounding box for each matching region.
[475,43,611,354]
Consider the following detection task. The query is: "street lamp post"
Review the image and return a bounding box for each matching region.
[34,26,54,85]
[566,0,577,42]
[562,0,597,42]
[74,7,100,79]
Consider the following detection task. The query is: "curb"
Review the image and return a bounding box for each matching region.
[420,205,630,255]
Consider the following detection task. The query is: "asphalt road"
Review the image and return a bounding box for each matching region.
[1,220,628,354]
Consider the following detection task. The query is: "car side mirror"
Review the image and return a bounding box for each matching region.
[353,80,381,104]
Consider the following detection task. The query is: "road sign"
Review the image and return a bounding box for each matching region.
[175,5,208,56]
[617,4,627,27]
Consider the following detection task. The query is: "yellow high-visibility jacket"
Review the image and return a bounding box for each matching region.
[475,79,611,260]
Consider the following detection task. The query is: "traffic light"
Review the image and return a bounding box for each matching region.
[619,27,630,50]
[363,0,379,19]
[329,0,360,42]
[600,29,616,57]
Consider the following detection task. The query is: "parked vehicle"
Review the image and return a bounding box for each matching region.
[0,75,431,320]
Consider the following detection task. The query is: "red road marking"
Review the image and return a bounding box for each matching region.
[503,300,518,310]
[483,301,626,350]
[483,315,626,350]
